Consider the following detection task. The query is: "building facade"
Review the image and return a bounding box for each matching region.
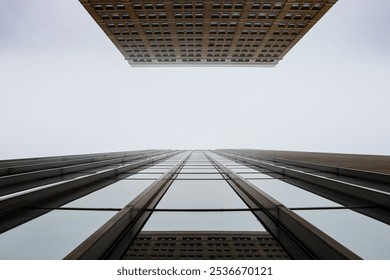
[0,149,389,260]
[80,0,337,66]
[125,231,290,259]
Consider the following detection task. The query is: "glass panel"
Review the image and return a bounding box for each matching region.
[142,166,171,169]
[63,180,155,208]
[0,210,117,260]
[138,168,167,173]
[125,173,163,179]
[156,180,246,209]
[229,167,261,173]
[176,173,223,179]
[187,154,208,161]
[165,156,186,161]
[179,168,218,173]
[143,212,265,231]
[295,209,390,259]
[234,167,271,172]
[237,172,274,179]
[183,164,214,167]
[249,179,341,208]
[323,175,390,194]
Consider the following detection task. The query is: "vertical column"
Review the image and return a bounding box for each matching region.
[206,151,360,259]
[64,153,190,259]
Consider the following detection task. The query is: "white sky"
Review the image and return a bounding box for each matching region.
[1,0,390,159]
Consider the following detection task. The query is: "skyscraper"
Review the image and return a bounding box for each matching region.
[79,0,337,66]
[0,150,389,260]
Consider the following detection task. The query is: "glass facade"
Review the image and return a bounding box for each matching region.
[0,150,389,260]
[0,210,117,259]
[142,151,266,232]
[63,180,155,209]
[295,209,390,259]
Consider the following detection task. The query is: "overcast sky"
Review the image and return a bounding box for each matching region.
[1,0,389,159]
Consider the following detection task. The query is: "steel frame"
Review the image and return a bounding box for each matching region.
[207,152,361,259]
[0,150,179,234]
[1,149,388,260]
[64,153,190,259]
[216,150,390,226]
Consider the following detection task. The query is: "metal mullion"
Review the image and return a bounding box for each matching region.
[144,208,253,212]
[64,153,191,260]
[142,205,372,212]
[218,151,390,204]
[1,150,165,180]
[0,151,169,195]
[284,177,390,226]
[207,152,360,260]
[0,150,159,176]
[0,152,179,221]
[248,156,390,186]
[175,178,224,181]
[217,151,390,225]
[177,171,221,176]
[122,178,162,181]
[29,206,122,212]
[0,152,116,168]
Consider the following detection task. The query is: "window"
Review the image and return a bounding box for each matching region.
[302,3,311,10]
[133,3,142,10]
[274,3,283,9]
[263,3,271,9]
[313,3,322,10]
[93,4,103,10]
[232,12,240,19]
[291,3,300,10]
[105,4,114,10]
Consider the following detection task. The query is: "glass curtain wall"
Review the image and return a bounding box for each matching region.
[142,151,265,231]
[0,154,187,259]
[1,150,389,259]
[208,152,390,260]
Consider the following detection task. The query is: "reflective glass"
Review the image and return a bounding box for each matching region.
[183,164,214,167]
[0,210,117,259]
[237,172,274,179]
[234,167,271,172]
[140,166,171,172]
[153,163,175,167]
[321,175,390,194]
[295,209,390,259]
[229,167,260,173]
[125,173,163,179]
[179,168,218,173]
[138,168,167,173]
[176,173,223,179]
[249,179,341,208]
[156,180,246,209]
[143,212,265,231]
[218,160,237,164]
[63,180,154,208]
[187,154,208,161]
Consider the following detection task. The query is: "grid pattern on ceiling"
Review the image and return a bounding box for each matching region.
[81,0,336,66]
